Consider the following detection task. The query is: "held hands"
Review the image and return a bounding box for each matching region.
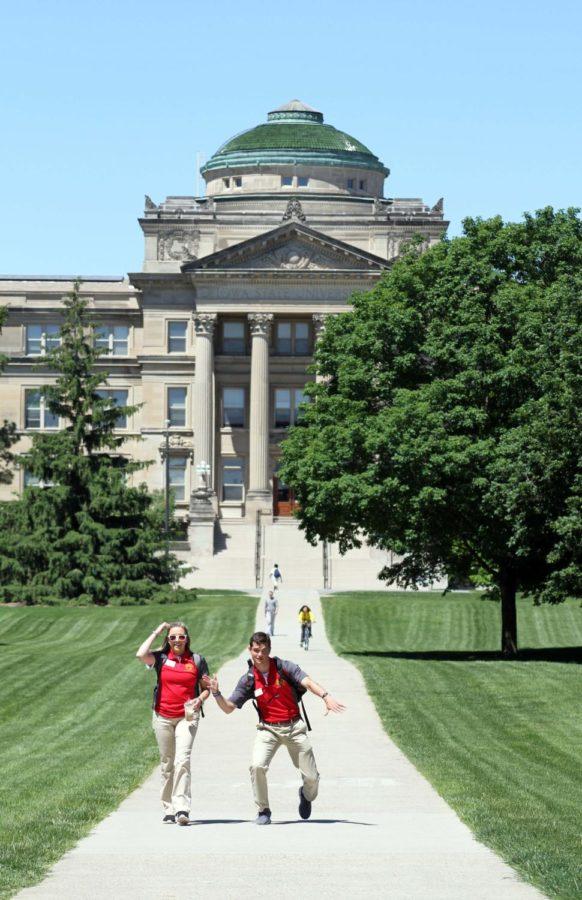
[156,622,170,635]
[201,674,220,694]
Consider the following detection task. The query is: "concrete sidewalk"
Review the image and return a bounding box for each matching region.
[19,590,543,899]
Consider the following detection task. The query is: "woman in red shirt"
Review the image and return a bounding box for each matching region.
[136,620,209,825]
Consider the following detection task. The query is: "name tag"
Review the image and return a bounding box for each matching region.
[164,659,177,668]
[254,688,263,697]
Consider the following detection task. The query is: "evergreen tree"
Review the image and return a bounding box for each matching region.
[0,282,194,605]
[0,305,17,483]
[280,208,581,656]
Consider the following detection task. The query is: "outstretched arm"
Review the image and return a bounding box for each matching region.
[136,622,169,666]
[301,676,346,714]
[201,674,237,714]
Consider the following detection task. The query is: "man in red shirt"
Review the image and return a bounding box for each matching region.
[203,631,345,825]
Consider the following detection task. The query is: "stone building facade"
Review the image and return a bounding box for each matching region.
[0,101,448,588]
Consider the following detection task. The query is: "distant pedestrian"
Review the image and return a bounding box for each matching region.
[136,621,209,826]
[202,631,345,825]
[269,563,283,591]
[264,590,279,636]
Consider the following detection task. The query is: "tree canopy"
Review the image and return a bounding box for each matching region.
[280,208,581,655]
[0,283,193,605]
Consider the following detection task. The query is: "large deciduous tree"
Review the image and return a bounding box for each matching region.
[280,208,581,656]
[0,282,193,605]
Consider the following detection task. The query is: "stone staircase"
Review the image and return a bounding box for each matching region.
[180,516,406,591]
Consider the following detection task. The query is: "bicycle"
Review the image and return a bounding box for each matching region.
[300,622,311,651]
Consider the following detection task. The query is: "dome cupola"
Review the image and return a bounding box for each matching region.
[201,100,389,198]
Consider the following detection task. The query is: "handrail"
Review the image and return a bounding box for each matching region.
[323,539,329,590]
[255,510,262,588]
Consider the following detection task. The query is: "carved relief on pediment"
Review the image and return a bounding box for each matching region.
[158,228,200,261]
[232,239,361,271]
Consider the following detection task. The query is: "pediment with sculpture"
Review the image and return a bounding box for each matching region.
[182,222,388,273]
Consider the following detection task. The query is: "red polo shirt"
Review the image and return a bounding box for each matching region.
[253,658,300,723]
[156,651,199,719]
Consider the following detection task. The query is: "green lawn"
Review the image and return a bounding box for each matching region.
[0,593,257,899]
[323,592,582,900]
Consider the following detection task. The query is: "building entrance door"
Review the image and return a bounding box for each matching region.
[273,475,298,517]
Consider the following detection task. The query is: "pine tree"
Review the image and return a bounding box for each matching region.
[0,282,195,605]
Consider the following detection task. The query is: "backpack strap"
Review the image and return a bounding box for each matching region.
[191,652,205,719]
[274,658,312,732]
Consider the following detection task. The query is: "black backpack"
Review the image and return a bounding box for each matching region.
[152,651,206,718]
[246,656,311,731]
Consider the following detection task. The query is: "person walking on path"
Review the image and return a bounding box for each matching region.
[136,621,210,825]
[264,590,279,636]
[269,562,283,591]
[202,630,345,825]
[298,604,315,650]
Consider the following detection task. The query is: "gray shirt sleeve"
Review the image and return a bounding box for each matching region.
[281,659,307,685]
[228,672,254,709]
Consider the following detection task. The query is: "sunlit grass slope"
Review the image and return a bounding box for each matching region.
[323,592,582,900]
[0,593,257,898]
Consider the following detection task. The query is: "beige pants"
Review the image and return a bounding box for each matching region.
[152,712,199,813]
[250,719,320,811]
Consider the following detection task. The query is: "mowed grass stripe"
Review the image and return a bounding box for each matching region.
[323,592,582,899]
[0,594,257,899]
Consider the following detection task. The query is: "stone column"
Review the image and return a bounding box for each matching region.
[189,313,217,557]
[192,313,217,491]
[246,312,273,514]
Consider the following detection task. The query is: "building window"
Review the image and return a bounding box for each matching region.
[169,456,188,502]
[23,469,53,488]
[281,175,293,187]
[96,389,129,429]
[298,176,309,187]
[168,320,187,353]
[274,388,309,428]
[275,321,310,355]
[26,324,60,356]
[347,178,355,189]
[168,387,187,427]
[222,387,245,427]
[359,179,366,191]
[233,176,242,187]
[25,389,59,429]
[94,325,129,356]
[223,177,230,188]
[222,321,245,355]
[222,457,244,501]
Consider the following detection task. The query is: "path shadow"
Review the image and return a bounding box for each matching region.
[347,647,582,664]
[189,818,248,825]
[273,818,376,826]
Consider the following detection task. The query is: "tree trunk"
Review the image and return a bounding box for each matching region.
[500,567,518,658]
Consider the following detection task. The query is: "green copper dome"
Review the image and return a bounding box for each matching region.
[201,100,389,176]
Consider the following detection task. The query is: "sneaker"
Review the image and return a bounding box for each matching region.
[298,787,312,820]
[162,814,175,824]
[176,810,190,826]
[255,808,271,825]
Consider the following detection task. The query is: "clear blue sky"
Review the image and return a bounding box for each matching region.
[1,0,580,276]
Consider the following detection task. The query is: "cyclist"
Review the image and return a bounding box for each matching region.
[298,605,315,650]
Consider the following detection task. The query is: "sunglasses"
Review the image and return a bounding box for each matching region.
[169,635,187,641]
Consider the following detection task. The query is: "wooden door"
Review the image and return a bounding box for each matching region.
[273,475,297,517]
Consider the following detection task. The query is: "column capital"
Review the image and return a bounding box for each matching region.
[193,312,217,337]
[248,312,274,338]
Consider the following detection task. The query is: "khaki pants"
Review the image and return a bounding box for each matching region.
[152,712,199,813]
[250,719,320,811]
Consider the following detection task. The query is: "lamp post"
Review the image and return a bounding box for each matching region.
[161,418,171,553]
